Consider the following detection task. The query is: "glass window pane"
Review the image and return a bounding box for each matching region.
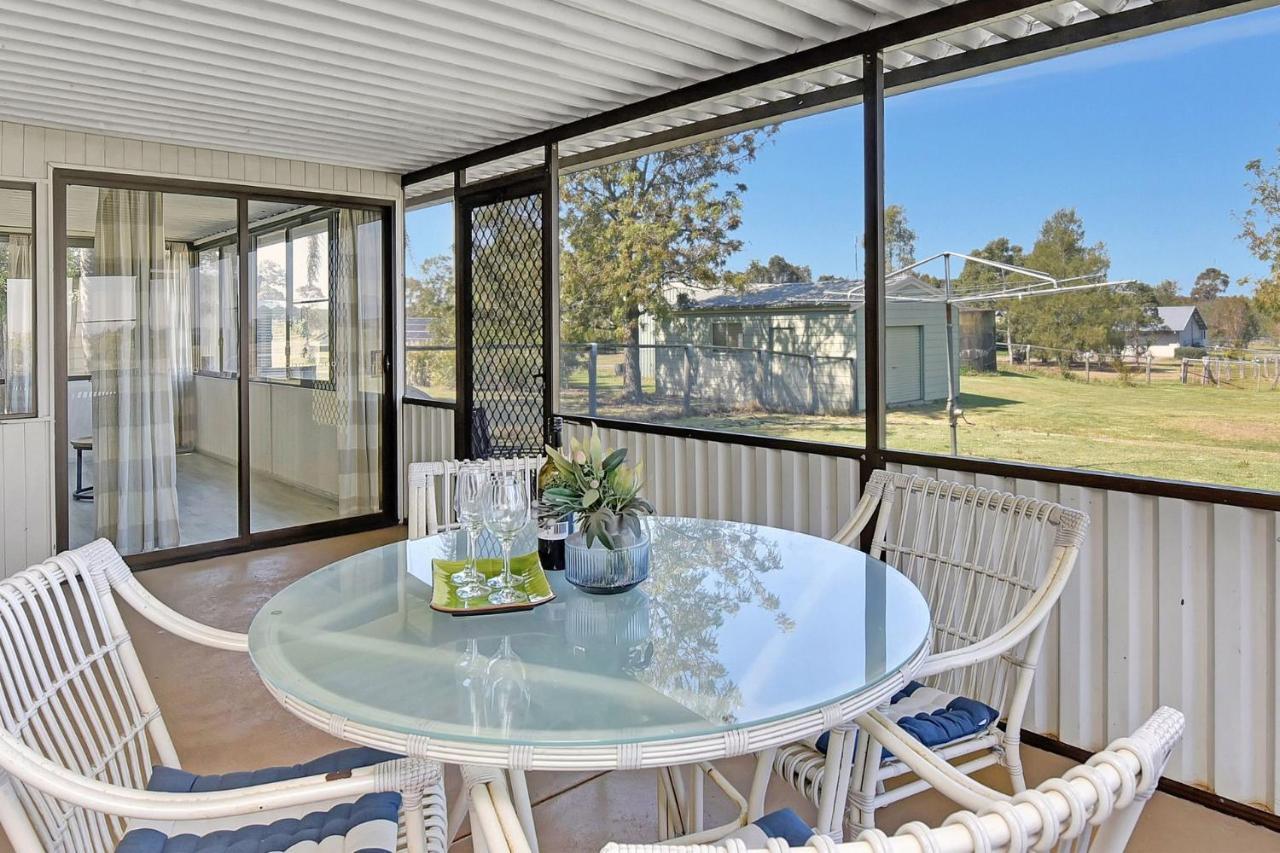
[558,110,865,448]
[404,200,455,401]
[65,186,239,553]
[253,229,287,380]
[0,185,35,418]
[883,6,1280,492]
[249,201,385,533]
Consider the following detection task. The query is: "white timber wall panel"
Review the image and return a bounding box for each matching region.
[401,404,456,519]
[562,423,860,539]
[888,461,1280,816]
[0,420,54,577]
[0,119,400,576]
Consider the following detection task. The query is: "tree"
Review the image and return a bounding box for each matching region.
[1201,295,1260,348]
[884,204,916,271]
[1189,266,1229,301]
[1152,279,1183,305]
[741,254,812,283]
[1240,148,1280,333]
[1002,209,1150,366]
[560,129,775,401]
[954,236,1025,294]
[404,254,455,394]
[1255,275,1280,322]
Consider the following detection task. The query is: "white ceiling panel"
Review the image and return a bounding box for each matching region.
[0,0,1179,181]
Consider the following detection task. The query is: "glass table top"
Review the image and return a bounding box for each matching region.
[248,517,930,749]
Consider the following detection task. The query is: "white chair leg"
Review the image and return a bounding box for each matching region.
[508,770,539,853]
[815,727,855,839]
[747,747,776,822]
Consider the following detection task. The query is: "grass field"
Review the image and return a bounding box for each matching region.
[569,365,1280,491]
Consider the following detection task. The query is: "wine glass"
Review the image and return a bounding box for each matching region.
[482,473,530,605]
[451,463,490,600]
[485,636,530,740]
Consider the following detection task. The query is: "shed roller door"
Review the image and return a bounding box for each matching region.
[887,326,924,405]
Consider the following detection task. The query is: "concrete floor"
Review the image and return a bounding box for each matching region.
[68,450,339,550]
[3,527,1275,852]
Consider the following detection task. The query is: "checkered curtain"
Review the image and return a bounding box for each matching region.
[88,189,180,553]
[166,242,197,452]
[3,234,33,414]
[334,209,383,517]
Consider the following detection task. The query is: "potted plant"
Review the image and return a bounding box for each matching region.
[539,426,655,593]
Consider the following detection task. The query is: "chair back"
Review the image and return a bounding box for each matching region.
[850,470,1088,712]
[0,539,179,853]
[602,707,1184,853]
[407,456,543,538]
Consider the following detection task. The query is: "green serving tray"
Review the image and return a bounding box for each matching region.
[430,552,555,615]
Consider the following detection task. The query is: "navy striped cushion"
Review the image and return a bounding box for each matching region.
[145,747,399,794]
[114,791,401,852]
[816,681,998,756]
[721,808,813,847]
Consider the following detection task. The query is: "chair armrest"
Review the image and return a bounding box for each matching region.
[110,571,249,653]
[913,545,1076,680]
[0,729,437,821]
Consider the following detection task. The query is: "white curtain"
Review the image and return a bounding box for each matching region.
[87,189,180,553]
[3,234,33,414]
[334,209,383,516]
[166,242,197,451]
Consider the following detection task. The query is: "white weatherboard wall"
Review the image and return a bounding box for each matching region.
[400,403,456,518]
[559,422,1278,815]
[0,119,400,578]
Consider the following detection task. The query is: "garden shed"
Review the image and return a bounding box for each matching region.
[652,273,955,413]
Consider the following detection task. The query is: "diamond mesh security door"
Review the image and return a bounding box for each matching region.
[459,183,548,458]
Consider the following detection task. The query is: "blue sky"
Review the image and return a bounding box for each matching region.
[408,5,1280,295]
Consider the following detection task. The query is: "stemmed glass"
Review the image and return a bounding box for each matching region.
[451,463,490,600]
[482,473,530,605]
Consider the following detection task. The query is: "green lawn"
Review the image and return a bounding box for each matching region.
[670,369,1280,491]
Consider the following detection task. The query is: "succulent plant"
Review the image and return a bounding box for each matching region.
[539,425,654,549]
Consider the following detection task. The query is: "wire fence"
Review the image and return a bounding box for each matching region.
[560,342,861,417]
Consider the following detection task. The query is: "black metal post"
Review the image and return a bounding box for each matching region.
[860,51,886,552]
[453,169,472,459]
[541,143,560,447]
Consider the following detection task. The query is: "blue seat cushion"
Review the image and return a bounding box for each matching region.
[146,747,399,793]
[815,681,998,757]
[721,808,813,847]
[114,791,401,852]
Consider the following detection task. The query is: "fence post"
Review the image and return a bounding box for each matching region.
[1201,356,1210,385]
[587,342,598,417]
[808,355,819,415]
[1180,358,1188,384]
[1084,352,1092,383]
[1145,353,1153,384]
[682,344,694,417]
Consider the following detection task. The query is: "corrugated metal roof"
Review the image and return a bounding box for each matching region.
[0,1,1166,179]
[1155,305,1201,331]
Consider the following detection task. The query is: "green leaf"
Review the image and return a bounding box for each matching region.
[602,448,628,473]
[581,488,600,508]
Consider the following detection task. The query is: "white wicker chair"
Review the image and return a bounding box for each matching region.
[769,471,1089,839]
[0,539,448,853]
[407,456,544,539]
[599,707,1184,853]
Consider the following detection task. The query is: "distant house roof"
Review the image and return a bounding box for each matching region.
[672,273,939,312]
[1154,306,1205,332]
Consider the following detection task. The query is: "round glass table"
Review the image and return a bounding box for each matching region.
[248,517,931,772]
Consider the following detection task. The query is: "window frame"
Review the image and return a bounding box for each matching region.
[403,194,458,408]
[0,180,39,421]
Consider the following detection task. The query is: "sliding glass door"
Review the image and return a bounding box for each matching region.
[248,201,387,533]
[56,174,393,562]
